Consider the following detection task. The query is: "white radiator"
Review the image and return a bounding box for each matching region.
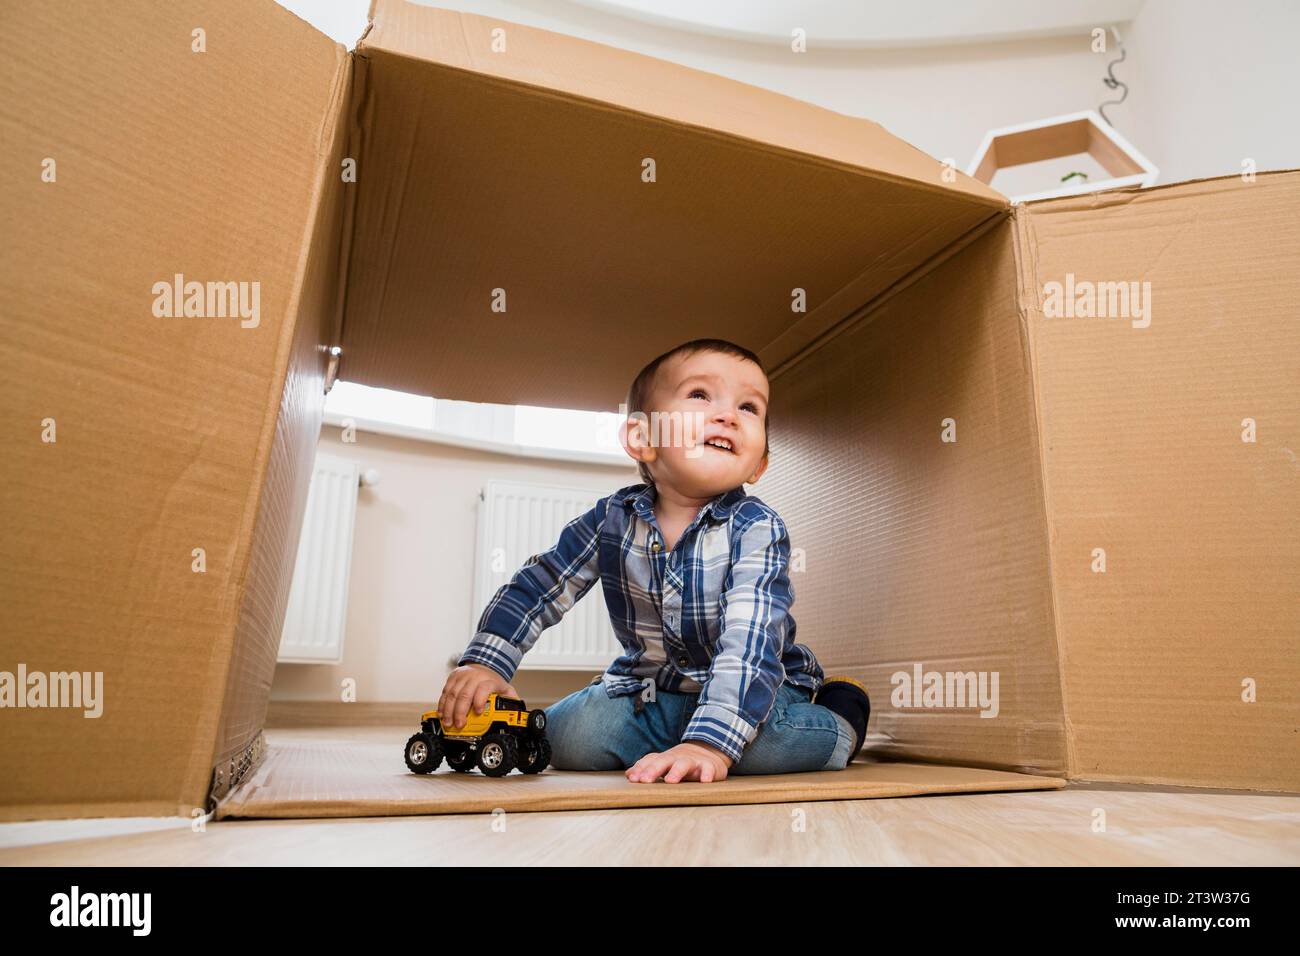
[473,480,620,670]
[277,454,361,664]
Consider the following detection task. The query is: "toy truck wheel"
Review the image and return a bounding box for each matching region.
[527,710,547,733]
[518,736,551,774]
[476,733,518,777]
[447,745,476,773]
[405,732,443,774]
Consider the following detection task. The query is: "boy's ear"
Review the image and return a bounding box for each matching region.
[619,417,656,465]
[746,450,769,484]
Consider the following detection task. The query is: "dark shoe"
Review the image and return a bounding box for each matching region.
[814,676,871,759]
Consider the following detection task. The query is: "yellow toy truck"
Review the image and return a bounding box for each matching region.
[404,692,550,777]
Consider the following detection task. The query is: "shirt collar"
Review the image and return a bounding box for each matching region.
[621,483,747,525]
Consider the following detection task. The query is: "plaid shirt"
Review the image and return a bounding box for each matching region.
[458,481,825,762]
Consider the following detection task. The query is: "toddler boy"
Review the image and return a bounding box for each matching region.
[438,338,870,783]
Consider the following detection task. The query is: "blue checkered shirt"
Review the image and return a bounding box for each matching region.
[458,481,825,762]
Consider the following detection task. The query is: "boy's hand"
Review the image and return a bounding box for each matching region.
[438,663,519,731]
[626,741,734,784]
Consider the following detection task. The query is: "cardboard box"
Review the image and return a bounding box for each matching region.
[2,0,1295,821]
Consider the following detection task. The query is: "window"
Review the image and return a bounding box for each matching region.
[324,381,434,430]
[324,381,626,458]
[514,404,624,456]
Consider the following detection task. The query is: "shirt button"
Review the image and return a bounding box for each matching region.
[676,655,689,667]
[651,541,661,552]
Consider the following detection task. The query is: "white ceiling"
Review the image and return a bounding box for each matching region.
[565,0,1146,48]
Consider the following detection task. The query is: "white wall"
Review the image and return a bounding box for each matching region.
[271,428,639,705]
[1124,0,1300,184]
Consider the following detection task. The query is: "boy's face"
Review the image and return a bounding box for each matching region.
[622,350,770,496]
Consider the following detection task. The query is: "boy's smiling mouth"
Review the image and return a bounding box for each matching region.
[701,436,736,454]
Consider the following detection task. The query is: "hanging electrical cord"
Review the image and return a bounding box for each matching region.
[1099,25,1129,126]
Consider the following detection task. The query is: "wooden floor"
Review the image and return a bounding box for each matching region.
[3,783,1298,865]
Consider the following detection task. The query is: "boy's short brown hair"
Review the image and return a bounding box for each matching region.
[625,338,771,485]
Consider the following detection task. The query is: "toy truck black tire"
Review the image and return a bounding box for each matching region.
[476,733,517,777]
[518,736,551,774]
[404,732,443,774]
[527,709,547,733]
[446,744,476,772]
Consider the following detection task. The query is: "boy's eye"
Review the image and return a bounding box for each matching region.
[685,388,760,414]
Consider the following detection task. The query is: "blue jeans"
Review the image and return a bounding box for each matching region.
[545,678,855,775]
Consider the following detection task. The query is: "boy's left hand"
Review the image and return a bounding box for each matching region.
[626,742,734,783]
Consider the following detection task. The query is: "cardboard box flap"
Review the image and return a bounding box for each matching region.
[0,0,349,819]
[1017,170,1300,791]
[361,0,1004,205]
[336,0,1009,411]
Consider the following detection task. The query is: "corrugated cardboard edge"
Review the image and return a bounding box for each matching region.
[1020,166,1300,212]
[197,47,356,817]
[1010,201,1075,780]
[329,43,372,351]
